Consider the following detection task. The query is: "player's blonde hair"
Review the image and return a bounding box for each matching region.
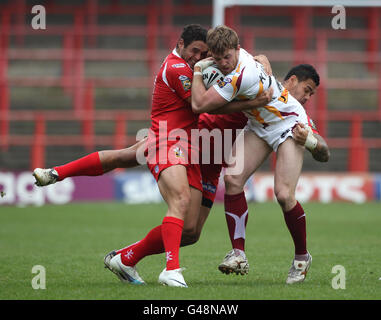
[206,25,239,55]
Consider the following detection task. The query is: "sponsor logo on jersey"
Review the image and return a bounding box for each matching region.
[172,63,186,68]
[179,75,191,91]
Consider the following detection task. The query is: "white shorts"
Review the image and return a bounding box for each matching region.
[244,98,309,152]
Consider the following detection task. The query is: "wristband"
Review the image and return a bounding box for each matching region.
[194,59,214,72]
[304,130,318,150]
[193,71,202,76]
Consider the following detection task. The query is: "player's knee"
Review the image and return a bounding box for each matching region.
[275,187,294,208]
[224,174,244,194]
[181,227,200,246]
[115,149,138,168]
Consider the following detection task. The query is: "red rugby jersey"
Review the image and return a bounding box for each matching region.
[150,49,198,135]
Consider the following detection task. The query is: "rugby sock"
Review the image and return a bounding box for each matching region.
[224,192,249,251]
[283,201,307,255]
[54,152,104,181]
[118,225,165,266]
[161,216,184,270]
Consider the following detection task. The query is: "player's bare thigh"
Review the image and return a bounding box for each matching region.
[224,129,272,195]
[274,137,304,211]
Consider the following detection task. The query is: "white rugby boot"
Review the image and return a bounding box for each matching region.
[33,168,59,186]
[107,253,145,285]
[218,249,249,275]
[104,250,117,271]
[286,253,312,284]
[158,268,188,288]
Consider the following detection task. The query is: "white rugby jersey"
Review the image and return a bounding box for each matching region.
[213,48,305,129]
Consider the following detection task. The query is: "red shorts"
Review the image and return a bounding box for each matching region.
[148,161,202,192]
[146,133,203,192]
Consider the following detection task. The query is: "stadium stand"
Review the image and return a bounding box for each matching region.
[0,0,380,172]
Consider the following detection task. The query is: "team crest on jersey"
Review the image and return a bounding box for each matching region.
[172,63,186,68]
[217,77,232,89]
[179,75,191,91]
[173,147,184,158]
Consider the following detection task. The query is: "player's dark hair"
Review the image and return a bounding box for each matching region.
[284,64,320,87]
[179,24,207,48]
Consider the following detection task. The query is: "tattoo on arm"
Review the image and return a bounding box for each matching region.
[310,134,330,162]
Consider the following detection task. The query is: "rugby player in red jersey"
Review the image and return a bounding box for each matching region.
[105,24,210,287]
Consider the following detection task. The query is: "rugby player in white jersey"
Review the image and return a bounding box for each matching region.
[191,25,330,284]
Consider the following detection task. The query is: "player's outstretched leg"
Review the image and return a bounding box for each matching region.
[33,151,104,186]
[33,139,146,186]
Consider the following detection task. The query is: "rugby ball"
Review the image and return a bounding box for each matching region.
[202,65,225,89]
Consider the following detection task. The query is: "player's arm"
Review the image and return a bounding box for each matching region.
[191,58,230,114]
[207,87,273,114]
[293,123,330,162]
[311,134,330,162]
[192,57,270,114]
[191,77,228,114]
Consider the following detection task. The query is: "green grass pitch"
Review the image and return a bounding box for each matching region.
[1,201,380,300]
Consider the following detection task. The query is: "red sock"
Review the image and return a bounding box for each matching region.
[224,192,248,251]
[118,225,165,266]
[161,216,184,271]
[283,201,307,255]
[54,152,104,181]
